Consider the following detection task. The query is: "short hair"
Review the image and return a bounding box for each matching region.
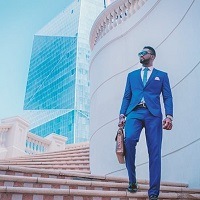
[143,46,156,56]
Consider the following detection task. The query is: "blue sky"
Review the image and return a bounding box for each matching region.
[0,0,73,119]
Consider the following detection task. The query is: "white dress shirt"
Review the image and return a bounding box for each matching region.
[140,66,154,104]
[141,66,154,81]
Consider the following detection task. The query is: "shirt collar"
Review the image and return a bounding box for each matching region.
[141,66,154,71]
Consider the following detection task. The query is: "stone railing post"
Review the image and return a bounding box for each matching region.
[1,116,29,158]
[0,125,11,158]
[45,133,67,152]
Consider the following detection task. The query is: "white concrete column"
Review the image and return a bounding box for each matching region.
[0,126,11,158]
[1,116,29,158]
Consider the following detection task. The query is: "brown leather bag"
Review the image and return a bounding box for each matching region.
[115,127,125,164]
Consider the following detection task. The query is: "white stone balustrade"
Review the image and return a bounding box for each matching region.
[0,116,68,159]
[25,132,51,155]
[0,117,29,159]
[26,133,67,155]
[90,0,148,50]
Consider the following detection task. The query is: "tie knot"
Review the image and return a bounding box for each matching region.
[143,67,149,72]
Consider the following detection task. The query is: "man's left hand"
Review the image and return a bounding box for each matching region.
[163,117,173,130]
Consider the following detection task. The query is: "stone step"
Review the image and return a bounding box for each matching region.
[1,174,199,195]
[0,160,89,166]
[0,165,91,176]
[0,156,89,164]
[5,164,90,171]
[0,140,199,199]
[0,145,90,163]
[0,146,90,171]
[0,186,200,200]
[0,165,189,187]
[33,148,90,156]
[0,151,89,161]
[63,142,89,150]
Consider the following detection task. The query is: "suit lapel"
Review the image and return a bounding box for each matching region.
[137,68,143,86]
[145,68,159,88]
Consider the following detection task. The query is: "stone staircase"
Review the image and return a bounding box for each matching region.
[0,142,199,200]
[0,142,90,174]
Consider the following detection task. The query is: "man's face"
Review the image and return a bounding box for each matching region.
[138,48,152,64]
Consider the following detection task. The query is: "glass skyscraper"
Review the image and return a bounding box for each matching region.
[23,0,104,144]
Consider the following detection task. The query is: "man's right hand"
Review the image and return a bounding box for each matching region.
[118,114,126,127]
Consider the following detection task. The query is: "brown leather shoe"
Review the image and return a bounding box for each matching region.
[127,182,138,193]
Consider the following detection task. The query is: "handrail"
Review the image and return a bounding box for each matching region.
[90,0,148,50]
[0,117,67,158]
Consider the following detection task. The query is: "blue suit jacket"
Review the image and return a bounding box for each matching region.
[120,68,173,118]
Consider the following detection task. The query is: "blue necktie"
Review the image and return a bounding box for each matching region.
[143,67,149,86]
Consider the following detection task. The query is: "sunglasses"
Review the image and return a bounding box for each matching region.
[138,51,152,57]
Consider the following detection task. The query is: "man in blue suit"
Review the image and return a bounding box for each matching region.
[118,46,173,200]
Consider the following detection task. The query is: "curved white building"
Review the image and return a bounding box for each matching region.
[89,0,200,188]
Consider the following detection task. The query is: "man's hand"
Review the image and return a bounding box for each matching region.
[163,117,173,130]
[118,114,126,127]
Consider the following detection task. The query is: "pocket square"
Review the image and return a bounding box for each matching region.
[155,77,160,81]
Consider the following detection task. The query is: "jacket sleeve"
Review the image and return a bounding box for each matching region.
[162,73,173,117]
[120,74,132,115]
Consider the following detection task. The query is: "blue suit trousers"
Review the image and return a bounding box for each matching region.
[125,107,162,197]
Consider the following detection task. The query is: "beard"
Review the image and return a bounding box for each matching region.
[140,57,150,65]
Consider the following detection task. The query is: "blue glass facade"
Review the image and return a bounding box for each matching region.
[31,111,75,143]
[24,36,77,143]
[23,0,104,144]
[24,36,77,110]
